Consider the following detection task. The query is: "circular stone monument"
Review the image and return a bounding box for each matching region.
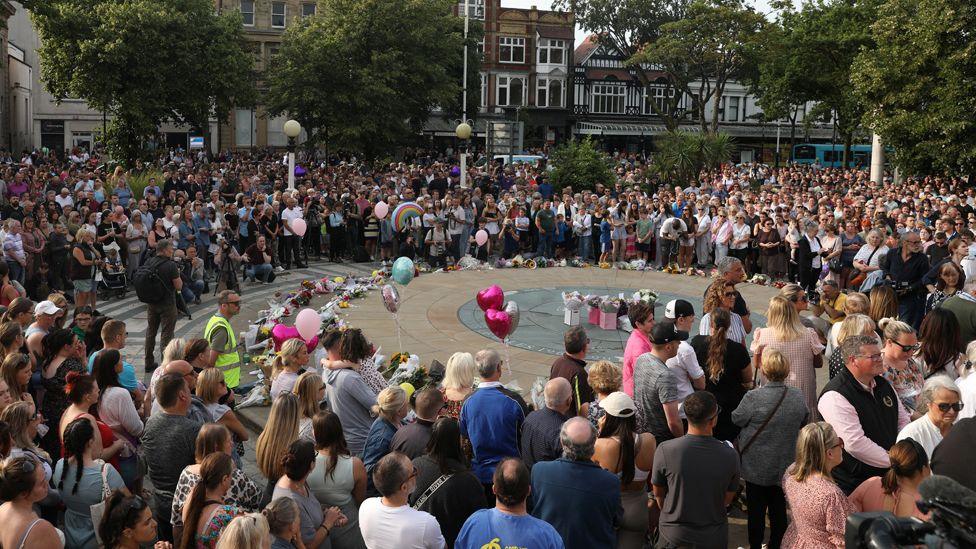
[459,286,767,361]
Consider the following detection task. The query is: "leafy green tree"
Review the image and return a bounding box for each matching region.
[852,0,976,175]
[23,0,254,164]
[548,137,615,192]
[264,0,477,158]
[776,0,879,165]
[631,0,766,133]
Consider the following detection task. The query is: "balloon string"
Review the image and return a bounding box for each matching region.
[503,337,511,378]
[394,312,403,354]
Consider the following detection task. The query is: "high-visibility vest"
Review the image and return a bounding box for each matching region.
[204,314,241,388]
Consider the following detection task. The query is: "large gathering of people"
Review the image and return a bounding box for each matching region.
[0,144,974,548]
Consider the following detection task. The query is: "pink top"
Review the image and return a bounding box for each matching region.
[782,471,855,549]
[850,476,928,520]
[622,329,652,396]
[818,379,911,468]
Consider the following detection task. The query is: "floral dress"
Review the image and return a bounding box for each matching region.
[171,468,261,529]
[782,471,855,548]
[883,357,924,412]
[195,504,242,549]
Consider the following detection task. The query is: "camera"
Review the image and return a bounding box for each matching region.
[846,476,976,549]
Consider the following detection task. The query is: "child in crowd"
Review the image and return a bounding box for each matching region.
[599,212,612,264]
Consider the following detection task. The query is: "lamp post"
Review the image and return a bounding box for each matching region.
[283,119,301,191]
[455,120,472,188]
[457,5,470,189]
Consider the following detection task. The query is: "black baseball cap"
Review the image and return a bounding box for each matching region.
[664,299,695,319]
[650,320,689,345]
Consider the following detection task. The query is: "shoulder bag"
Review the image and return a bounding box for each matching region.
[411,473,453,510]
[738,387,788,456]
[90,460,114,545]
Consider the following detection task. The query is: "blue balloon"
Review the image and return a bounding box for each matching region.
[391,257,415,286]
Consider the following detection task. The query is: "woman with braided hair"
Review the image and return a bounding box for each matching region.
[54,416,128,549]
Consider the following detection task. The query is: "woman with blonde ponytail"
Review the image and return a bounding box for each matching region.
[690,308,752,442]
[361,387,409,497]
[270,339,310,401]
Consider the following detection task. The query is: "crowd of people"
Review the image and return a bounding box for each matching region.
[0,144,974,548]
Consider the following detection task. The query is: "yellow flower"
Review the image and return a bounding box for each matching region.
[334,276,345,284]
[339,302,350,309]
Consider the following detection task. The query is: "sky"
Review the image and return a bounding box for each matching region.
[501,0,795,44]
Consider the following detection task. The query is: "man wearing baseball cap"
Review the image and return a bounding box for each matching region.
[664,300,705,415]
[26,300,62,360]
[633,320,687,444]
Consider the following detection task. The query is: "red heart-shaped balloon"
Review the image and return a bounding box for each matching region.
[476,285,505,312]
[485,308,511,340]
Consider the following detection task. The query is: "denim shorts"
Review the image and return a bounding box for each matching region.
[73,278,94,292]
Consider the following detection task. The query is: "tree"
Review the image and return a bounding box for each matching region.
[631,0,766,133]
[23,0,254,164]
[553,0,691,130]
[778,0,879,165]
[264,0,476,158]
[548,137,615,192]
[852,0,976,175]
[652,131,733,185]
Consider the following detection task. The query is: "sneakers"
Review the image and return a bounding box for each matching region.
[275,266,285,273]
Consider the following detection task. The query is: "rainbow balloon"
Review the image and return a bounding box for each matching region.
[393,202,424,231]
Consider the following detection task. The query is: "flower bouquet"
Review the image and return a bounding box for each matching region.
[598,298,622,329]
[749,274,771,286]
[631,289,659,307]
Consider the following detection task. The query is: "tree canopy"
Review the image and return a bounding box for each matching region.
[264,0,478,158]
[852,0,976,175]
[23,0,254,163]
[548,137,615,192]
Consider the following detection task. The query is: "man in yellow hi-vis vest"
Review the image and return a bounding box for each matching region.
[205,290,244,389]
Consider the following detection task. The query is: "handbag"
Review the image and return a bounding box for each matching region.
[90,460,113,545]
[848,246,879,287]
[828,257,843,272]
[738,387,788,456]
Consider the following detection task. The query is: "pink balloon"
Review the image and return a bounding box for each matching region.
[374,201,390,220]
[271,322,319,353]
[476,285,505,312]
[295,308,321,342]
[291,218,307,237]
[475,230,489,247]
[485,308,511,340]
[271,323,300,351]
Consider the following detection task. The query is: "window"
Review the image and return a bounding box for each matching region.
[499,37,525,64]
[480,73,488,108]
[240,0,254,25]
[591,83,625,114]
[537,77,563,108]
[267,43,281,60]
[727,96,740,122]
[477,38,485,58]
[643,85,674,115]
[537,39,565,65]
[271,2,286,28]
[458,0,484,19]
[497,75,526,106]
[301,3,316,17]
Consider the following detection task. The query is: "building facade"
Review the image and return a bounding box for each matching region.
[424,0,574,151]
[216,0,313,151]
[571,34,837,163]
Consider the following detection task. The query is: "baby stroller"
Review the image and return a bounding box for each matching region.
[97,243,128,301]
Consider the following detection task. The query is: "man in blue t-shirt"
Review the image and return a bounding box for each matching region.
[455,458,564,549]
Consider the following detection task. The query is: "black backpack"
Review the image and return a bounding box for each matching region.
[133,257,169,304]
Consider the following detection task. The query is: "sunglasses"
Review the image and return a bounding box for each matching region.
[890,341,920,352]
[936,402,964,413]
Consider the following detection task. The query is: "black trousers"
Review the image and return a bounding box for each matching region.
[328,226,346,260]
[746,481,787,549]
[281,234,301,267]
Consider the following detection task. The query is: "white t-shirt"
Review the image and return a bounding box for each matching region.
[359,498,445,549]
[281,206,303,236]
[957,373,976,422]
[853,244,888,268]
[896,414,943,458]
[666,340,704,417]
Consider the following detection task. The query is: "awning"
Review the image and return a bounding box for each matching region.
[574,121,698,136]
[421,116,487,138]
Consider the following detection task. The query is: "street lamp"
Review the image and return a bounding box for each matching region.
[456,120,472,188]
[283,119,301,191]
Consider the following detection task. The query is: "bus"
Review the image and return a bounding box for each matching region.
[792,143,872,168]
